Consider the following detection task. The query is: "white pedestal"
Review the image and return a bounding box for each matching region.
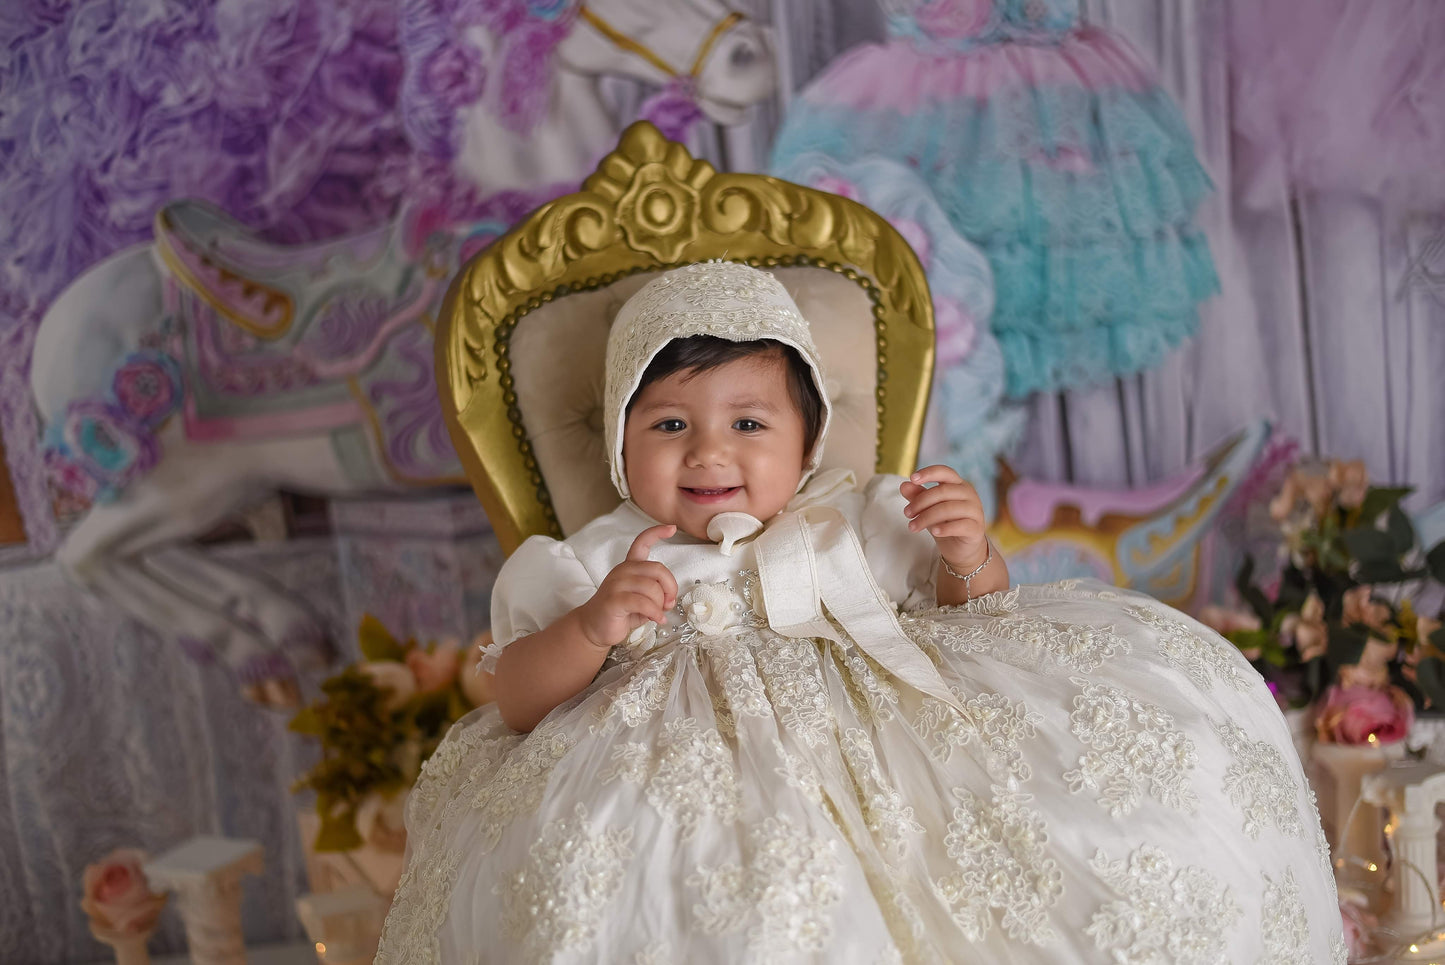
[143,836,264,965]
[295,885,390,965]
[1310,740,1406,869]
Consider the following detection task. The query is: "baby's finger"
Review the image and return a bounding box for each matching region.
[622,590,670,626]
[903,482,979,520]
[627,523,677,563]
[908,502,981,534]
[613,575,668,613]
[899,478,927,502]
[909,464,965,487]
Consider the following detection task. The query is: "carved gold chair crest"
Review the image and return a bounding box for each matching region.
[437,121,935,554]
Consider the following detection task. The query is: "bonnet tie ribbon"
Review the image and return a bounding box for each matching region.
[748,505,964,714]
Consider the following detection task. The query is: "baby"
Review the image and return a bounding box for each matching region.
[377,262,1343,964]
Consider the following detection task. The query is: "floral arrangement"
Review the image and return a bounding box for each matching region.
[80,848,168,941]
[1202,453,1445,744]
[290,615,492,851]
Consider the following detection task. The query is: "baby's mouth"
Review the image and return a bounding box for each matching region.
[681,486,741,502]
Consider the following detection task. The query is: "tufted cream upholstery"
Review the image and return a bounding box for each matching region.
[510,266,880,536]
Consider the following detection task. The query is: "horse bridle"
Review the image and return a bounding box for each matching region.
[577,4,746,85]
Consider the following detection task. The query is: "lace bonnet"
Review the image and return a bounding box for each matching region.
[604,261,833,498]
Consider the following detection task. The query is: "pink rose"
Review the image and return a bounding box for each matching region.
[1343,585,1393,634]
[1314,685,1415,745]
[1339,892,1377,959]
[80,848,168,936]
[1329,459,1369,510]
[359,661,418,712]
[1268,475,1299,523]
[809,174,860,201]
[406,638,460,694]
[1198,604,1263,635]
[1282,593,1328,662]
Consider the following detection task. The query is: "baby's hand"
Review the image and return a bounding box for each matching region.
[577,524,679,650]
[900,465,989,573]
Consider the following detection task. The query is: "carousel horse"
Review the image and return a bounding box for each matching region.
[29,0,775,707]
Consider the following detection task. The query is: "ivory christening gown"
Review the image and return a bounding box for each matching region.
[377,468,1344,964]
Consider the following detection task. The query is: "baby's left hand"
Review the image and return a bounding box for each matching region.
[900,465,989,573]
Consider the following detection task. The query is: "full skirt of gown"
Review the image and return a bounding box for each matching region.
[376,580,1344,964]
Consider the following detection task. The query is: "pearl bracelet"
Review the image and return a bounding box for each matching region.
[941,540,993,602]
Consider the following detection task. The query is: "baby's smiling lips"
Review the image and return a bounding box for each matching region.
[681,485,742,504]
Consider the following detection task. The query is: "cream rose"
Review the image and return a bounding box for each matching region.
[681,583,739,636]
[359,660,418,713]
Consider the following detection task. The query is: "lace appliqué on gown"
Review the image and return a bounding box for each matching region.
[984,612,1131,672]
[912,690,1040,784]
[1063,678,1199,816]
[1257,868,1312,965]
[754,634,835,747]
[498,802,635,959]
[468,724,577,851]
[1214,719,1305,839]
[1127,604,1253,692]
[1085,845,1241,964]
[687,814,845,956]
[840,727,925,860]
[601,716,740,839]
[935,786,1063,945]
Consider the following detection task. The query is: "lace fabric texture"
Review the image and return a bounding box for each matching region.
[377,481,1344,963]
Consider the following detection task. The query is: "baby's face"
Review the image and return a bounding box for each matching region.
[622,353,808,540]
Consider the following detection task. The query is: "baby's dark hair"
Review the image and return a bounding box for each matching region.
[629,336,825,453]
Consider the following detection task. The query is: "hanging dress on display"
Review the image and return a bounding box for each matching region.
[771,0,1219,398]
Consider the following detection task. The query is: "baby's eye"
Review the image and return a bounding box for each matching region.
[733,418,764,432]
[654,418,686,433]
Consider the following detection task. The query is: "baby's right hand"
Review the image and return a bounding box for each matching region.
[577,524,679,650]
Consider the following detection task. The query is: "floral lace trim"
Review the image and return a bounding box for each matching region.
[687,814,844,957]
[1127,604,1253,692]
[1214,719,1305,839]
[1258,869,1312,965]
[983,612,1131,672]
[703,632,774,723]
[897,611,995,656]
[753,634,835,748]
[934,785,1063,945]
[840,727,925,860]
[773,739,825,806]
[835,643,902,724]
[1063,678,1199,816]
[466,723,577,851]
[1085,845,1241,963]
[590,653,680,735]
[912,689,1040,784]
[601,716,740,840]
[497,802,635,958]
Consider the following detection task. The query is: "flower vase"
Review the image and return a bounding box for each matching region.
[1310,739,1407,873]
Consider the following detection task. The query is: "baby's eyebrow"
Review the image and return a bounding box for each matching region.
[728,397,779,411]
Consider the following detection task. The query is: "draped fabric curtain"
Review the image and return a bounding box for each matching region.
[2,2,1443,961]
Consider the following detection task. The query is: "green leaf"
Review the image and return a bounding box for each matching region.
[1432,626,1445,653]
[358,613,405,662]
[1327,622,1369,669]
[1415,656,1445,711]
[1358,486,1414,525]
[1234,556,1273,623]
[288,705,325,736]
[1341,527,1396,565]
[1387,506,1417,556]
[1356,560,1409,585]
[1428,540,1445,584]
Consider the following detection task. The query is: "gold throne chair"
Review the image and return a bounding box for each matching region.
[437,121,936,554]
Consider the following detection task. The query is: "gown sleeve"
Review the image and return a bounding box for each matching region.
[858,473,939,612]
[481,535,599,672]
